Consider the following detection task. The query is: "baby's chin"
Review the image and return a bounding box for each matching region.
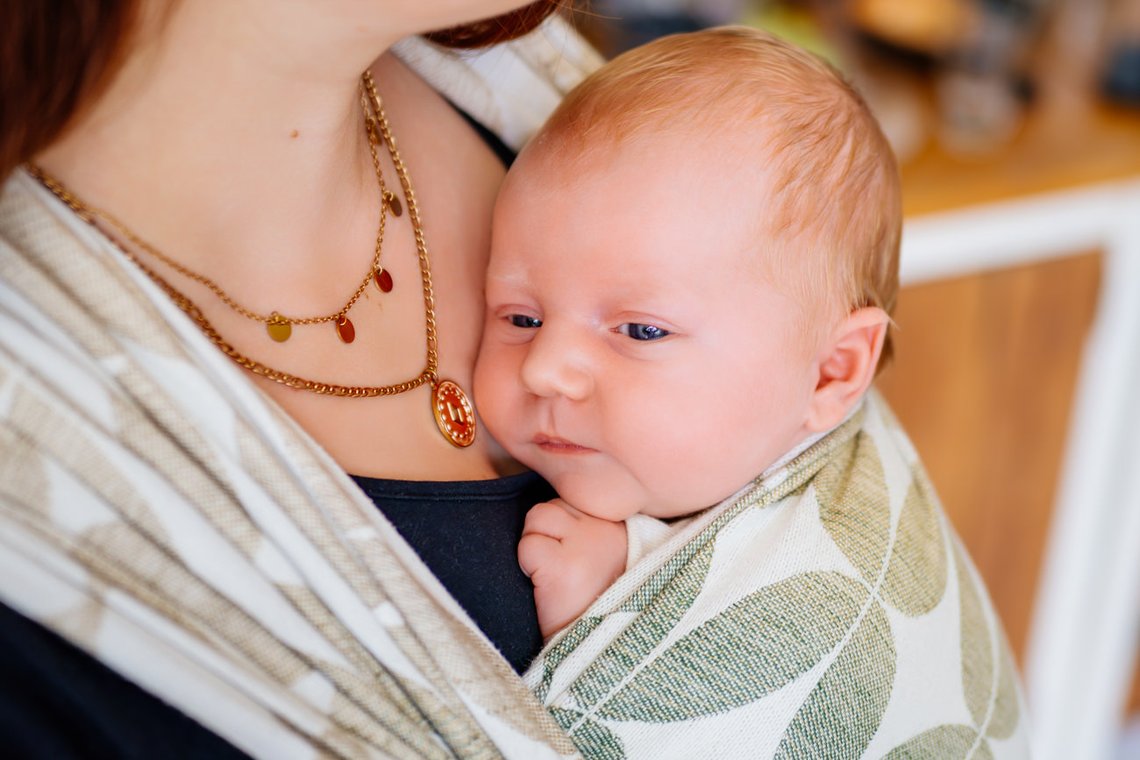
[544,474,653,524]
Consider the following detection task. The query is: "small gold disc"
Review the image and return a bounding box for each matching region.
[432,379,476,448]
[267,313,292,342]
[384,191,403,217]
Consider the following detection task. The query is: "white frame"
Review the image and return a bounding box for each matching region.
[899,177,1140,760]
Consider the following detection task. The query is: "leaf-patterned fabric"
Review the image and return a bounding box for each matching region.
[525,394,1033,759]
[0,21,600,759]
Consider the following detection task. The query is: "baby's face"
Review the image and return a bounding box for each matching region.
[474,133,820,520]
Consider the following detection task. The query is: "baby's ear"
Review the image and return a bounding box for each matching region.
[805,307,890,432]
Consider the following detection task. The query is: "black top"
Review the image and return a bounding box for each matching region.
[353,471,553,673]
[0,599,252,759]
[457,108,516,168]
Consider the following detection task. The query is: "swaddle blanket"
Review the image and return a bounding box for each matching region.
[526,392,1033,759]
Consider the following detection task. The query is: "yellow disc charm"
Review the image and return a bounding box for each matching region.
[432,379,476,448]
[266,313,292,342]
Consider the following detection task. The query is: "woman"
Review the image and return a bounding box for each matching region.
[0,1,597,756]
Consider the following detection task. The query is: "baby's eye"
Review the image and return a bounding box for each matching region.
[508,314,543,329]
[618,323,670,341]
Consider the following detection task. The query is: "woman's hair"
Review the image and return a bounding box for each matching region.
[0,1,565,180]
[536,26,901,368]
[426,1,564,48]
[0,1,139,183]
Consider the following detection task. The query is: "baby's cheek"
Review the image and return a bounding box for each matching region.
[472,354,504,422]
[626,421,734,517]
[473,353,522,438]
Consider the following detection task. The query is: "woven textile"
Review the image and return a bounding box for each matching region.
[0,19,598,759]
[525,393,1034,759]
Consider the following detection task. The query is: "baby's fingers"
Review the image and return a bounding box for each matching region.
[518,531,561,579]
[522,498,579,540]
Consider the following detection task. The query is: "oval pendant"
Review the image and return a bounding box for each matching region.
[267,313,292,342]
[335,315,356,344]
[384,191,403,218]
[432,379,476,448]
[374,268,393,293]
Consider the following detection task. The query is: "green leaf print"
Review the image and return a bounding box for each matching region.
[571,541,716,709]
[815,433,891,588]
[617,526,716,615]
[986,643,1019,740]
[592,572,867,722]
[774,593,894,760]
[887,545,1017,758]
[818,432,947,619]
[884,725,989,759]
[957,543,1019,738]
[958,544,994,728]
[550,707,625,760]
[535,616,605,703]
[882,469,947,617]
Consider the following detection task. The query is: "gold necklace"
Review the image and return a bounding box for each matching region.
[27,71,477,448]
[32,92,403,346]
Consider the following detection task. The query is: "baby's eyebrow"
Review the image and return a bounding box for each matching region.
[484,268,531,288]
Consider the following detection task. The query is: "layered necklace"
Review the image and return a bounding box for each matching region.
[28,70,476,448]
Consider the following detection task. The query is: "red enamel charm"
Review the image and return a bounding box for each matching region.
[335,315,356,344]
[374,268,394,293]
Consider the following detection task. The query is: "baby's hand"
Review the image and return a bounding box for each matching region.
[518,499,628,639]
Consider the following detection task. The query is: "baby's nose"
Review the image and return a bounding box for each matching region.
[519,326,594,401]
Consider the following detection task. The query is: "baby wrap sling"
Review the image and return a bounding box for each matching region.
[0,18,1031,758]
[524,394,1033,758]
[0,20,594,759]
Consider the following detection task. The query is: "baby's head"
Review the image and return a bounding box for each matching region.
[474,26,901,520]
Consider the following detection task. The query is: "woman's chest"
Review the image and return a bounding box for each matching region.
[261,60,511,479]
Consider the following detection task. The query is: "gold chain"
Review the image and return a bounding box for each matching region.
[27,71,445,399]
[362,70,440,376]
[34,105,396,332]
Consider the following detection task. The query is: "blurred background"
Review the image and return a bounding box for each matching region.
[567,0,1140,757]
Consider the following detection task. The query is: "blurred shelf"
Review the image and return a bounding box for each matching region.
[892,0,1140,216]
[901,94,1140,216]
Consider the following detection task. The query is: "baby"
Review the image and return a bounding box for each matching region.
[470,31,1031,755]
[474,26,900,638]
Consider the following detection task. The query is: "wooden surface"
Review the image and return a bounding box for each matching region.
[1131,662,1140,716]
[899,84,1140,216]
[900,97,1140,216]
[875,251,1102,659]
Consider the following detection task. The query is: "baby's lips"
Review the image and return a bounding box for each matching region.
[532,433,596,453]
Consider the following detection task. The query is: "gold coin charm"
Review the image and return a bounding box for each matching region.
[267,313,292,342]
[432,379,476,448]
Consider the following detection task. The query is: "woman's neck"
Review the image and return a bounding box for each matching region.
[36,1,409,277]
